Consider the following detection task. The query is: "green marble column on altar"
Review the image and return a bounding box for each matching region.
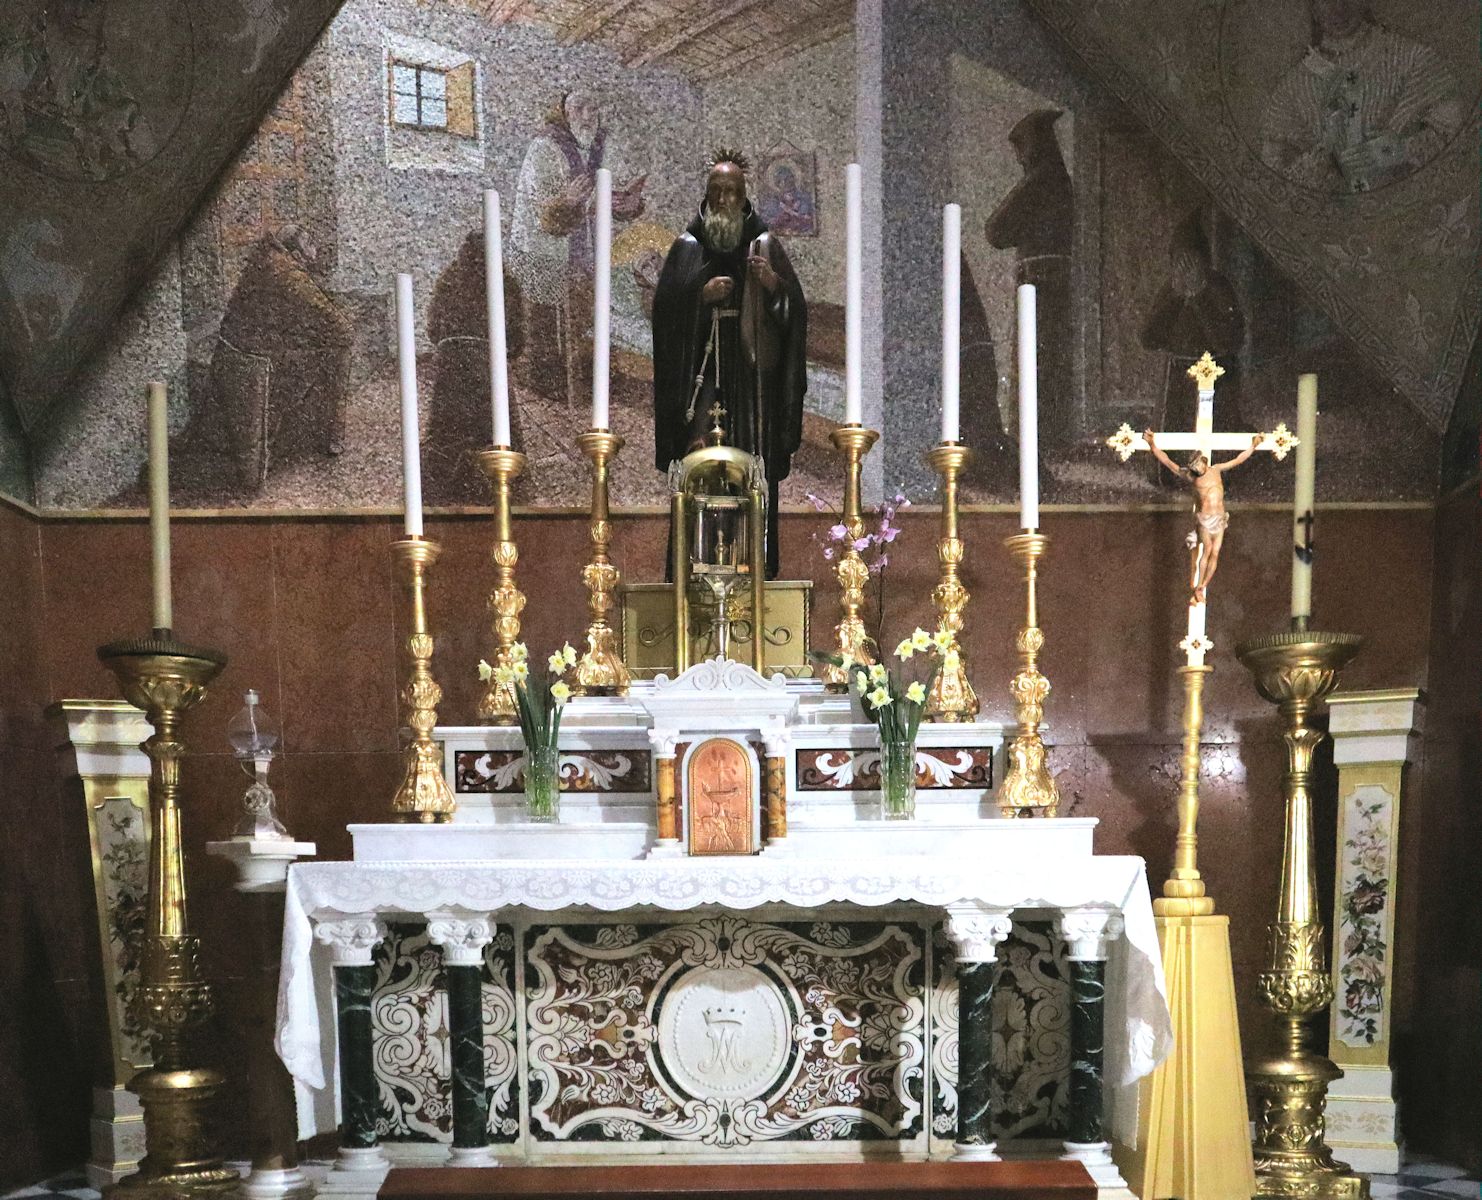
[427,915,498,1165]
[1057,908,1128,1192]
[944,904,1013,1160]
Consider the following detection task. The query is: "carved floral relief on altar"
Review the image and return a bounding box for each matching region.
[796,747,994,791]
[454,749,651,794]
[929,920,1070,1144]
[524,916,926,1145]
[370,921,520,1142]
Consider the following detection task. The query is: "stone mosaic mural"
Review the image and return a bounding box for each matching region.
[3,0,1468,513]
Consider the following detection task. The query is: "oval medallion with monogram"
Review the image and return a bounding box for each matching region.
[656,964,792,1102]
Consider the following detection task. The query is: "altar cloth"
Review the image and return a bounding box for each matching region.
[277,853,1171,1148]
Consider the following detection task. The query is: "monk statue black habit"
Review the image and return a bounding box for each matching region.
[652,150,808,579]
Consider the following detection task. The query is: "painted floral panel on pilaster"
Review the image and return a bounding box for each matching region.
[370,921,520,1142]
[1336,785,1394,1047]
[524,916,926,1145]
[928,919,1070,1146]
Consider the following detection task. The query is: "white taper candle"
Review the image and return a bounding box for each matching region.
[1291,374,1318,622]
[1017,283,1039,530]
[147,380,172,631]
[844,162,862,425]
[941,203,961,444]
[592,167,612,430]
[395,273,424,538]
[484,189,511,447]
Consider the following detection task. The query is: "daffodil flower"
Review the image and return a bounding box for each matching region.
[911,628,932,652]
[932,629,954,653]
[839,651,855,673]
[894,639,914,659]
[867,686,892,709]
[548,650,567,674]
[510,642,529,663]
[551,681,572,706]
[854,671,870,696]
[477,659,494,682]
[906,680,927,704]
[562,643,579,667]
[494,664,516,685]
[869,663,888,684]
[512,661,530,683]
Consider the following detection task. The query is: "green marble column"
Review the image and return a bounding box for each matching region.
[1066,959,1107,1145]
[334,965,379,1150]
[956,959,999,1150]
[445,964,489,1150]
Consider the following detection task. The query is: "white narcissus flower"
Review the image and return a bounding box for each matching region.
[548,650,567,674]
[839,651,855,673]
[854,671,870,695]
[906,681,927,704]
[911,628,932,652]
[512,661,530,682]
[510,642,529,663]
[867,686,892,709]
[869,663,888,684]
[932,629,954,653]
[550,681,572,705]
[478,659,494,681]
[894,639,914,660]
[562,643,579,667]
[494,664,516,685]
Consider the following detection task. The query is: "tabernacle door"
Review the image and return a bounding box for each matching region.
[683,736,758,856]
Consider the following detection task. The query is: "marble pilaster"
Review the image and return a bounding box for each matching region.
[944,903,1013,1160]
[314,916,389,1182]
[426,914,497,1166]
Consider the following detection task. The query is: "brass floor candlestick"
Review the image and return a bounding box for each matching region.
[390,536,456,822]
[475,446,528,723]
[820,423,879,690]
[98,632,237,1199]
[1158,661,1216,915]
[575,428,629,694]
[924,442,978,722]
[1237,629,1366,1200]
[998,532,1058,816]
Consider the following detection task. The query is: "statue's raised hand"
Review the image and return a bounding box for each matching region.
[748,254,779,294]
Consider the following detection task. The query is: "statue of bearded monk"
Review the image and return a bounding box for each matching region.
[651,150,808,580]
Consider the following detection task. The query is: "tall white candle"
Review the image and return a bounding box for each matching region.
[940,204,961,444]
[844,162,862,425]
[147,381,172,630]
[1291,374,1318,622]
[1017,283,1039,530]
[395,273,424,538]
[592,167,612,430]
[484,189,511,447]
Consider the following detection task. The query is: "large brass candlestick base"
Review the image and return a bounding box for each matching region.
[998,532,1057,816]
[924,442,978,722]
[575,428,630,694]
[475,446,528,723]
[98,632,238,1199]
[820,423,880,690]
[391,537,457,822]
[1237,629,1366,1200]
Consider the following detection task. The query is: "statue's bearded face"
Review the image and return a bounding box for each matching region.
[703,163,746,252]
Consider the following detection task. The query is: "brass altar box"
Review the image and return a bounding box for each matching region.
[620,581,813,679]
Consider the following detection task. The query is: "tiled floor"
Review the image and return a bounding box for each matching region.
[4,1158,1478,1199]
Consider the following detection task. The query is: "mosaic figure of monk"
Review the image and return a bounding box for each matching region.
[214,226,351,471]
[1261,0,1463,193]
[508,90,646,405]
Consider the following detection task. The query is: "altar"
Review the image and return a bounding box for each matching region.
[274,664,1170,1200]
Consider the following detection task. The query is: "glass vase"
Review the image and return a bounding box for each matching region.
[523,744,561,823]
[877,734,918,820]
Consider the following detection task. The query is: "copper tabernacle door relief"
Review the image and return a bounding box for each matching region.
[685,737,756,856]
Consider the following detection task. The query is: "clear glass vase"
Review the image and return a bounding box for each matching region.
[877,734,918,820]
[524,744,561,823]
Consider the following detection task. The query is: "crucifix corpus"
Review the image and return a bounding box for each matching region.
[1107,352,1298,665]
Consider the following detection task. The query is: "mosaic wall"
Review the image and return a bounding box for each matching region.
[367,913,1069,1152]
[6,0,1475,513]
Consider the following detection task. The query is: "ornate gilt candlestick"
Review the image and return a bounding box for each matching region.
[98,632,237,1199]
[575,428,630,694]
[1236,628,1366,1200]
[924,441,977,721]
[820,423,880,690]
[391,536,456,822]
[998,531,1058,817]
[475,446,528,723]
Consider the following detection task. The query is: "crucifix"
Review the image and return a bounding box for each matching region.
[1107,352,1298,666]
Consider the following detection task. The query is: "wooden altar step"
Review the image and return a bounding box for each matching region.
[379,1160,1097,1200]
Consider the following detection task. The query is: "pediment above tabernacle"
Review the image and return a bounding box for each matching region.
[642,657,798,733]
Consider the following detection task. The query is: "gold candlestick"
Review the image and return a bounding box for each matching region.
[1157,662,1216,914]
[1236,629,1366,1200]
[924,441,977,721]
[475,446,528,723]
[998,532,1058,817]
[390,536,456,822]
[820,423,880,689]
[575,428,629,694]
[98,632,238,1199]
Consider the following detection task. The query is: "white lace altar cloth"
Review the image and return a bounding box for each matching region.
[277,854,1170,1148]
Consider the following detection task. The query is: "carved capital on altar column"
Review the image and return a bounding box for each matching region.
[647,729,680,759]
[1057,907,1125,962]
[944,903,1014,964]
[760,719,791,761]
[426,914,496,968]
[314,916,388,967]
